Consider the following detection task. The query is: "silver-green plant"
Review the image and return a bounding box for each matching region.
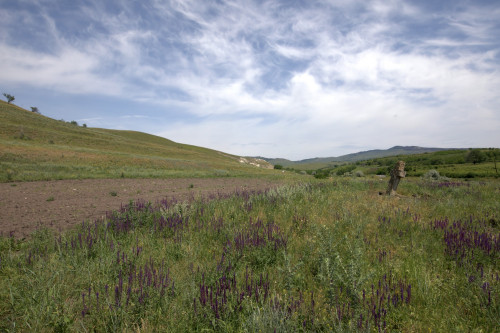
[422,169,448,181]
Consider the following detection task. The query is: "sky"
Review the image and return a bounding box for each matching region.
[1,0,499,160]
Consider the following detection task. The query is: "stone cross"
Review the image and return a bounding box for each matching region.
[386,161,406,195]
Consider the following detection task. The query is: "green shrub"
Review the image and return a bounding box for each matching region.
[465,149,486,164]
[335,165,356,176]
[422,169,448,181]
[314,170,330,179]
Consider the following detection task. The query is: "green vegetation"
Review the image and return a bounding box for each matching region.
[297,148,499,180]
[1,96,498,331]
[265,146,454,170]
[466,149,487,165]
[334,164,357,176]
[0,101,275,182]
[3,93,15,104]
[369,149,499,179]
[1,178,498,331]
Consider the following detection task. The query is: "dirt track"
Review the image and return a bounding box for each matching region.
[0,178,280,238]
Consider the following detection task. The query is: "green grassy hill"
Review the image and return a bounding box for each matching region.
[0,101,273,182]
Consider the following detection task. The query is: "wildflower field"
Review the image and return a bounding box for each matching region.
[0,177,498,332]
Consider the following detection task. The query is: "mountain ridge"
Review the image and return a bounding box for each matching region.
[259,146,465,167]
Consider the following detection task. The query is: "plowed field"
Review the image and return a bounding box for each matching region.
[0,178,281,238]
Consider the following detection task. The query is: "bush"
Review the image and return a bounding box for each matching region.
[314,170,330,179]
[274,165,283,170]
[335,164,356,176]
[422,169,448,181]
[355,171,364,177]
[465,149,486,164]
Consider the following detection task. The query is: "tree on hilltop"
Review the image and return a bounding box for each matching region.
[3,93,15,104]
[31,107,40,114]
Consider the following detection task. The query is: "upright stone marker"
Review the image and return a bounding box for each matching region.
[386,161,406,195]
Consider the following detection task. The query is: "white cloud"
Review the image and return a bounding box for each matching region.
[1,0,499,159]
[0,44,123,95]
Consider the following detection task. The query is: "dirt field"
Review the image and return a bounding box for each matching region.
[0,178,281,238]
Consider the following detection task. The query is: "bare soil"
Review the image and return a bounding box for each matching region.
[0,178,281,238]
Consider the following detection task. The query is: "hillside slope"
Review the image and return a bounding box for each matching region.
[0,101,273,182]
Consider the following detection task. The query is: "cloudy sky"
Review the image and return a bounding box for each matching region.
[1,0,499,160]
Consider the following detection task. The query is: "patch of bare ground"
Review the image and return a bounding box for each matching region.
[0,178,281,238]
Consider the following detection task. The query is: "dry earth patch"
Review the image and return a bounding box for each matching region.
[0,177,281,238]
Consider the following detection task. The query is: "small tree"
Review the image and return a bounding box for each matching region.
[465,149,486,165]
[31,107,40,114]
[3,93,15,104]
[487,149,499,175]
[274,164,283,170]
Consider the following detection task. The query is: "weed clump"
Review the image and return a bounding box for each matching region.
[422,169,448,181]
[355,170,365,177]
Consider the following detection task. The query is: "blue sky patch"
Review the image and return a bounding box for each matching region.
[1,0,499,159]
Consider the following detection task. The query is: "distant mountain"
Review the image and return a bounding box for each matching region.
[254,157,296,167]
[260,146,463,167]
[328,146,461,163]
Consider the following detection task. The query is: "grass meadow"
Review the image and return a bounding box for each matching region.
[0,101,272,182]
[1,177,498,332]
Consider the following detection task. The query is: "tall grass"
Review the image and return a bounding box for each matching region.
[0,178,498,331]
